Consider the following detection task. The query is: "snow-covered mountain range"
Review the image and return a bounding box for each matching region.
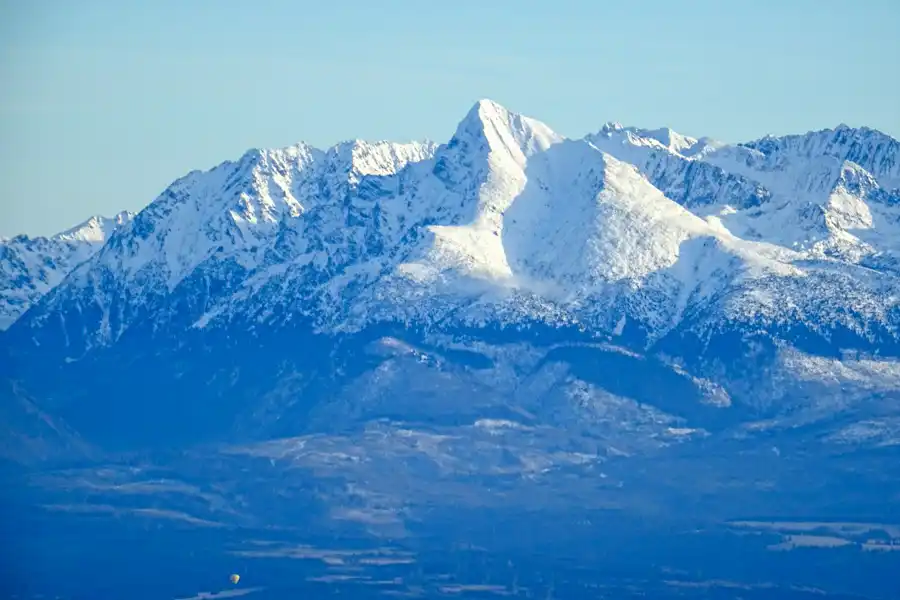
[3,99,900,457]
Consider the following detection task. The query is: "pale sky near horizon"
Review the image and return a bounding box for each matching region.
[2,0,899,237]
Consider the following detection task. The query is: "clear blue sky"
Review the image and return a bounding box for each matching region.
[2,0,898,237]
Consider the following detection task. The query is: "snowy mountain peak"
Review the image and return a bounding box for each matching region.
[325,138,438,179]
[743,124,900,190]
[600,121,625,133]
[446,99,563,167]
[0,211,134,329]
[636,127,699,155]
[53,211,135,243]
[590,123,703,158]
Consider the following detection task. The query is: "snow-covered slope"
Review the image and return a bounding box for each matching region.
[743,124,900,191]
[4,100,900,454]
[584,121,900,349]
[586,123,900,258]
[0,212,133,330]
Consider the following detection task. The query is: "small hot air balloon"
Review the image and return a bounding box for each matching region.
[230,574,240,585]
